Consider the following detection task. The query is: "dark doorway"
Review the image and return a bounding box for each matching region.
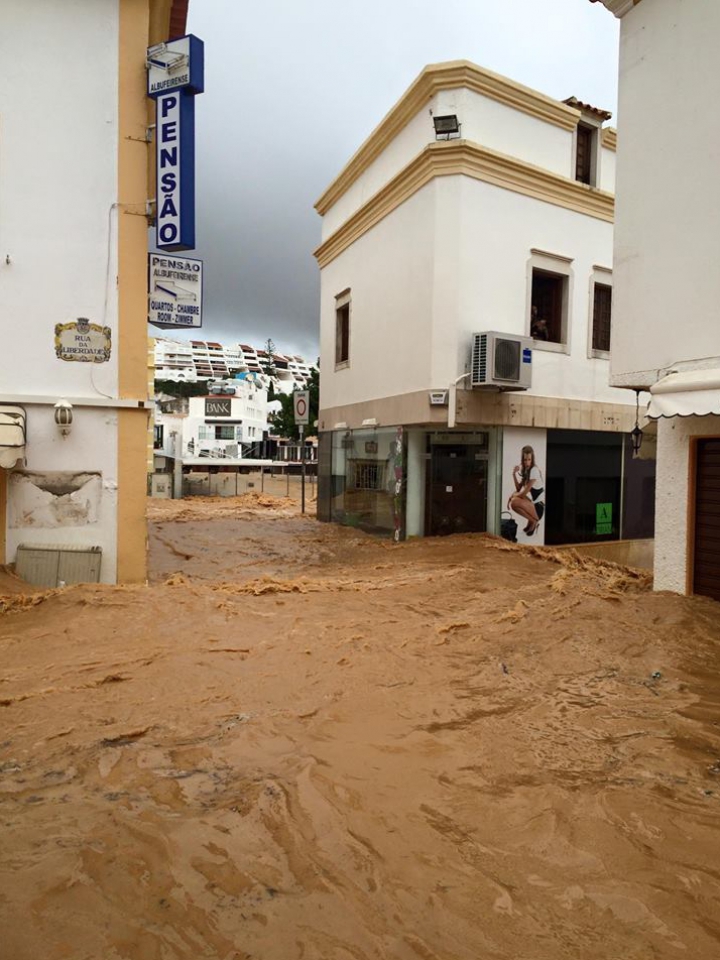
[693,438,720,602]
[426,444,488,536]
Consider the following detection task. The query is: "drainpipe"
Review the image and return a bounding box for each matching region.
[448,373,470,429]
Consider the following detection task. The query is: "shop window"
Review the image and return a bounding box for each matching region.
[592,282,612,353]
[335,290,350,367]
[330,427,405,537]
[215,425,235,440]
[545,430,623,545]
[531,269,567,345]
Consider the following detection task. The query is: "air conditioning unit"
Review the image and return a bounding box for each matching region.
[471,331,532,390]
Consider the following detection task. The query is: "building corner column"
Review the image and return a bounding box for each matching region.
[116,0,151,584]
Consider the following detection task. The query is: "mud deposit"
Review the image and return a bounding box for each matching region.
[2,495,720,959]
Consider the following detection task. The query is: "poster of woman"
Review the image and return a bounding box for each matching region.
[501,428,547,545]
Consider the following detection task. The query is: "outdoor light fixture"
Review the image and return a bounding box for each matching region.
[54,399,73,437]
[631,389,643,459]
[432,114,460,140]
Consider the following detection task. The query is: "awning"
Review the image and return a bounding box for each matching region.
[647,370,720,419]
[0,405,26,468]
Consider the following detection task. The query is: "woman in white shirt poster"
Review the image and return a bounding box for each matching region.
[508,445,545,536]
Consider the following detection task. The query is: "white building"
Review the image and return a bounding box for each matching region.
[314,60,655,549]
[0,0,187,584]
[155,379,270,463]
[153,336,315,393]
[592,0,720,600]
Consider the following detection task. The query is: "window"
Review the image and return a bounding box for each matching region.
[335,290,350,367]
[215,425,235,440]
[350,460,386,491]
[592,282,612,353]
[153,424,164,450]
[575,123,595,184]
[531,269,567,345]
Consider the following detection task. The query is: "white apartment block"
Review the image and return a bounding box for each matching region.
[315,60,655,551]
[153,336,315,394]
[592,0,720,600]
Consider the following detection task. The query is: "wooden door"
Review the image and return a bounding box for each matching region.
[693,438,720,601]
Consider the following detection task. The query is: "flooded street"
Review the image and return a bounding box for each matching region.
[2,495,720,959]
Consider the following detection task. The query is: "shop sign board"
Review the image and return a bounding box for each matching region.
[596,502,613,535]
[147,35,204,97]
[205,398,232,417]
[55,318,111,363]
[148,35,204,253]
[148,254,203,327]
[155,91,196,251]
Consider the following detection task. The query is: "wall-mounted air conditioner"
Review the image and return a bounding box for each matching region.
[470,331,532,390]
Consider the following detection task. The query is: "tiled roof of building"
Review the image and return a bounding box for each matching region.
[562,96,612,122]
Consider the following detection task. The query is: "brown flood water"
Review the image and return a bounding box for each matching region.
[1,493,720,959]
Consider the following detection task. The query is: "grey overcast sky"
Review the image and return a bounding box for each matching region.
[180,0,619,359]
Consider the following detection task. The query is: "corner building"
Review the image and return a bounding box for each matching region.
[0,0,190,583]
[314,60,654,553]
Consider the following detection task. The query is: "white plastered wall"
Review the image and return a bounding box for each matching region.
[320,168,627,414]
[319,183,437,413]
[654,415,720,594]
[6,408,120,582]
[451,176,624,405]
[0,0,121,580]
[322,85,578,240]
[610,0,720,385]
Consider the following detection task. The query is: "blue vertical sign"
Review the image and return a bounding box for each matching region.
[147,35,204,253]
[155,91,196,250]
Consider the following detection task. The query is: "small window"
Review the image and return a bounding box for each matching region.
[215,425,235,440]
[592,282,612,353]
[531,269,567,345]
[335,292,350,367]
[350,460,385,491]
[575,124,595,184]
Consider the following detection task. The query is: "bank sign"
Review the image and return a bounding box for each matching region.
[148,253,203,328]
[148,35,204,252]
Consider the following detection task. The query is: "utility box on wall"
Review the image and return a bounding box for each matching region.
[151,473,172,498]
[15,544,102,588]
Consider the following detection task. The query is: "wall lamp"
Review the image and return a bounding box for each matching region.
[433,114,461,140]
[54,399,73,437]
[631,389,643,459]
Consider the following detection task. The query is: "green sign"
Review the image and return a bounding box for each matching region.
[596,502,613,535]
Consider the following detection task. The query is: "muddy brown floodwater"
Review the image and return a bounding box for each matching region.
[2,493,720,960]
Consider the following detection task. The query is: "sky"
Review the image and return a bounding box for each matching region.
[180,0,619,360]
